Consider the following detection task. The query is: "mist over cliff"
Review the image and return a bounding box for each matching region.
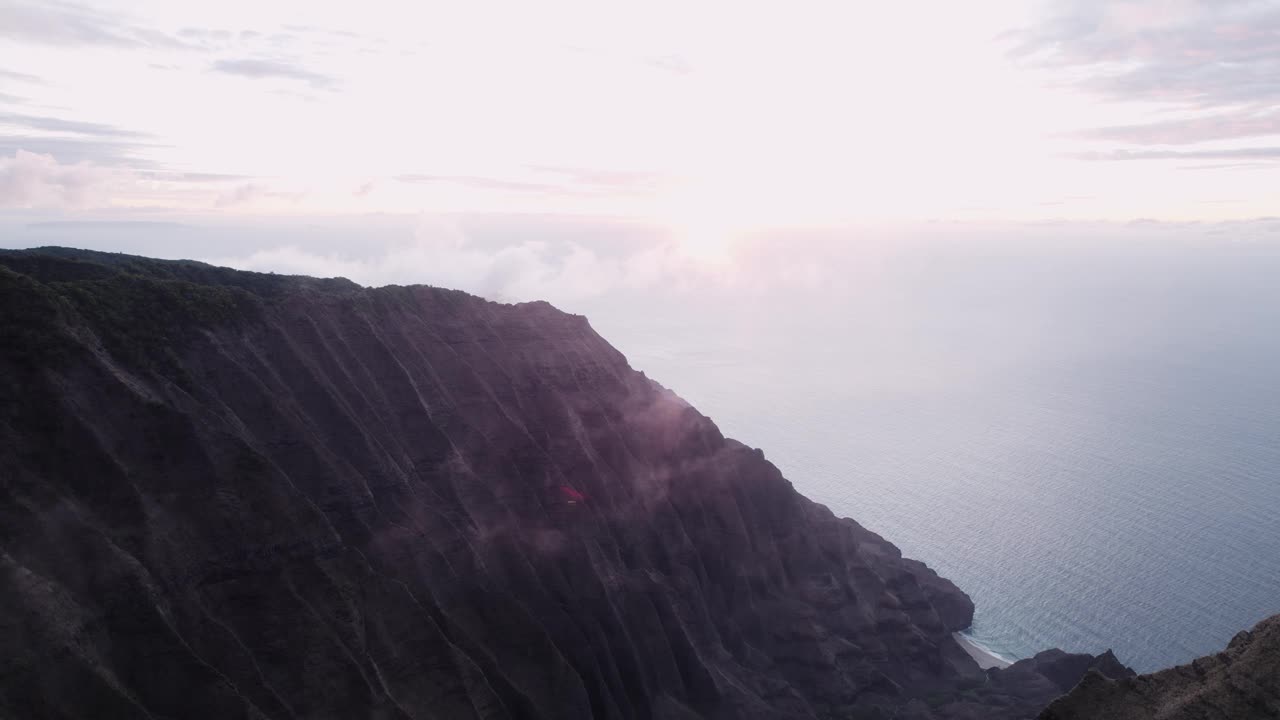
[0,247,1273,719]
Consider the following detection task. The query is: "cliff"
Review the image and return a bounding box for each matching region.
[1039,615,1280,720]
[1,248,1127,719]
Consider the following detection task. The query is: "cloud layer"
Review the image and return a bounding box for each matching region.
[2,1,1278,219]
[211,58,336,89]
[204,216,704,304]
[1012,0,1280,166]
[0,149,116,207]
[0,0,195,50]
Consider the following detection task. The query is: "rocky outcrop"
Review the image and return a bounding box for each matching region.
[0,248,1128,719]
[1039,615,1280,720]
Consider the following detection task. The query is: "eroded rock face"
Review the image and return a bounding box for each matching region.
[0,248,1126,719]
[1039,615,1280,720]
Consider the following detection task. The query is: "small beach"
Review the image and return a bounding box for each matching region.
[954,632,1013,669]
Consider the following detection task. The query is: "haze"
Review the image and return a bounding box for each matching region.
[3,1,1279,265]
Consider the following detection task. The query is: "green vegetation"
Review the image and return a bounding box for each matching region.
[0,265,81,366]
[0,248,275,383]
[54,272,264,373]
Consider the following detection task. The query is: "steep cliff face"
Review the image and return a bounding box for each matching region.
[1,248,1118,720]
[1039,615,1280,720]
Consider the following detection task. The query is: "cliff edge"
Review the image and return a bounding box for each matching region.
[1039,615,1280,720]
[1,248,1131,719]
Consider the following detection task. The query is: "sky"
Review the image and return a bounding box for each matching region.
[2,0,1279,293]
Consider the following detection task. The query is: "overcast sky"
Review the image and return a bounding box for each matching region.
[2,0,1279,289]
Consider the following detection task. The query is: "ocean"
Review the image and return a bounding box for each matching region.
[576,230,1280,673]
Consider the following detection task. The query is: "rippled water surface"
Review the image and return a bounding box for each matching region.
[579,236,1280,673]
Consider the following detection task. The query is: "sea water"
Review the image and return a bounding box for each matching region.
[577,232,1280,673]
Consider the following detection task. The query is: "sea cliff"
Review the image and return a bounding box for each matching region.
[3,248,1255,720]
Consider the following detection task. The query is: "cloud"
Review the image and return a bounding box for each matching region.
[562,45,695,77]
[1010,1,1280,108]
[1012,2,1280,161]
[0,111,146,138]
[0,109,154,177]
[202,216,709,304]
[1071,147,1280,161]
[0,111,247,188]
[194,216,1280,311]
[280,24,362,40]
[0,0,194,50]
[215,183,263,208]
[0,69,41,84]
[210,58,336,89]
[139,171,254,183]
[1077,110,1280,145]
[0,135,153,167]
[643,54,694,75]
[0,149,119,208]
[26,220,191,231]
[395,174,562,194]
[177,27,234,46]
[1177,162,1280,172]
[214,182,305,208]
[528,165,665,191]
[395,167,664,197]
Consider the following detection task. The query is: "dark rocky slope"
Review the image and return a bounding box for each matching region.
[1,248,1125,719]
[1040,615,1280,720]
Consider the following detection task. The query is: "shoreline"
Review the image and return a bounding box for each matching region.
[953,632,1014,669]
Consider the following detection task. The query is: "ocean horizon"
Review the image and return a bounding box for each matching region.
[579,234,1280,673]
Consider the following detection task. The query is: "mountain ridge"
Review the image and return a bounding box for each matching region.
[0,246,1246,719]
[1038,614,1280,720]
